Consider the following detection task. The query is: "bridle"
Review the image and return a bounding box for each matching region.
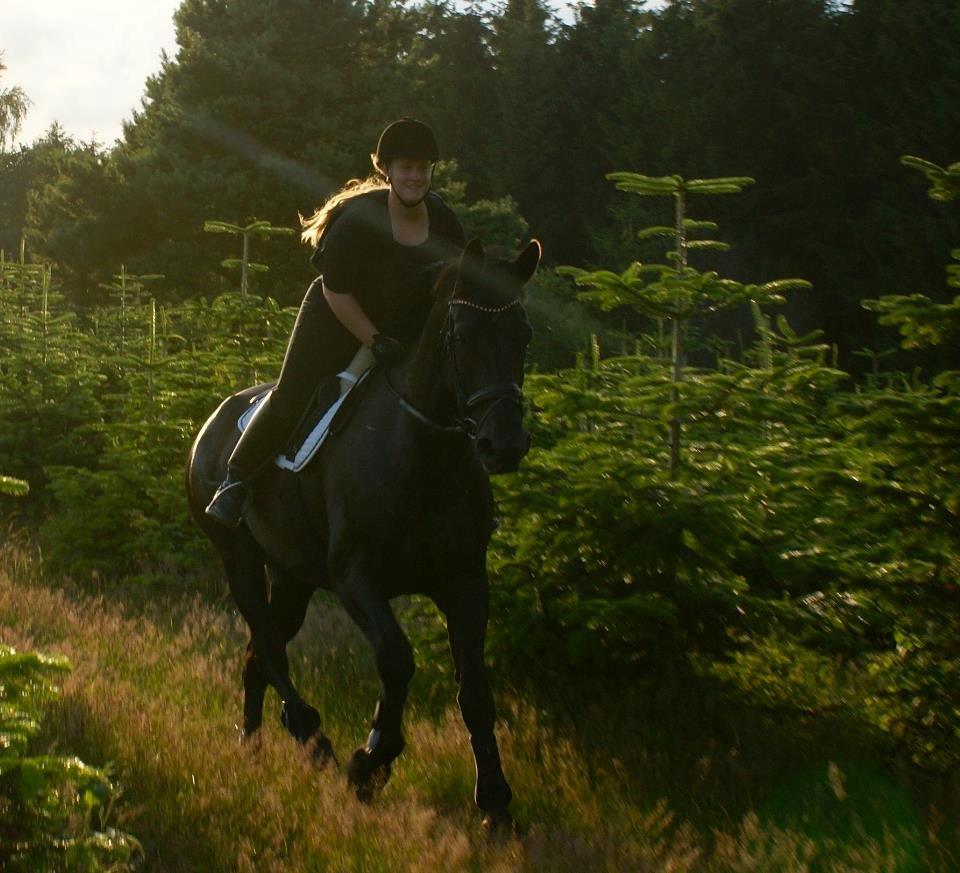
[386,293,525,439]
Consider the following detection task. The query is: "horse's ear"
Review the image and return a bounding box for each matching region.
[512,239,542,285]
[461,237,485,267]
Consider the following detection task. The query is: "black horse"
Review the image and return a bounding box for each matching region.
[186,238,541,831]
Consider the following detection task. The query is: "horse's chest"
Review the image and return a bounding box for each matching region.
[375,483,487,542]
[331,472,492,577]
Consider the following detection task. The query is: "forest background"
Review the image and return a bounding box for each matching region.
[2,0,960,868]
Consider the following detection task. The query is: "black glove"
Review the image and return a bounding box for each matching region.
[371,333,403,364]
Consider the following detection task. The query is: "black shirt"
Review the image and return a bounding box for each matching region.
[316,189,466,343]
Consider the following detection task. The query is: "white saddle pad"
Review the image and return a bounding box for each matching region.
[236,368,371,472]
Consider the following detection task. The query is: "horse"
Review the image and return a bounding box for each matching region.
[185,238,541,832]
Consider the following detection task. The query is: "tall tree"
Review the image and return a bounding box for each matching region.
[0,51,29,151]
[547,0,652,264]
[486,0,560,219]
[30,0,415,301]
[401,2,499,196]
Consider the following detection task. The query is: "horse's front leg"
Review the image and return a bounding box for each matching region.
[337,568,414,802]
[440,577,513,834]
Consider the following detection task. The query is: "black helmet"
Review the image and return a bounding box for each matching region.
[375,118,439,166]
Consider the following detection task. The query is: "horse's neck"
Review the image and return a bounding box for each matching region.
[401,326,457,425]
[398,358,455,427]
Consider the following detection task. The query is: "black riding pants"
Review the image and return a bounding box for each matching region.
[227,278,360,478]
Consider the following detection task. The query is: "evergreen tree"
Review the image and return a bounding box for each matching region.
[0,126,83,258]
[486,0,559,212]
[31,0,403,301]
[544,0,651,263]
[401,2,499,194]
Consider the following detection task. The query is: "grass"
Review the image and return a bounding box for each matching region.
[0,543,956,871]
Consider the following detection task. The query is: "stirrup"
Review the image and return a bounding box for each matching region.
[204,475,250,527]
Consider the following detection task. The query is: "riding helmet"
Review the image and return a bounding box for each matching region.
[375,118,439,166]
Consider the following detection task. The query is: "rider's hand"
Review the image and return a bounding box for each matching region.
[371,333,403,364]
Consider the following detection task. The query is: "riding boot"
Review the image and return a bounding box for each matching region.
[205,391,290,527]
[204,470,250,527]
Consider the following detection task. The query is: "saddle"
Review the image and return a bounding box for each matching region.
[236,366,376,473]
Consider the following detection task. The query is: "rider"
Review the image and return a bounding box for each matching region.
[205,118,466,526]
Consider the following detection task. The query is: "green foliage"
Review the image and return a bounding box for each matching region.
[900,156,960,203]
[488,303,960,768]
[0,475,28,496]
[863,155,960,351]
[432,160,530,253]
[481,165,960,772]
[489,312,847,674]
[0,51,29,151]
[203,218,295,295]
[4,0,958,373]
[560,171,811,475]
[0,249,105,495]
[34,290,295,582]
[521,269,620,372]
[863,289,960,349]
[0,244,297,579]
[0,645,141,870]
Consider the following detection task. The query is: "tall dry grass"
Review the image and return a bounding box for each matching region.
[0,547,951,871]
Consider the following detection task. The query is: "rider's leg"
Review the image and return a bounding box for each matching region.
[338,345,376,398]
[206,279,359,525]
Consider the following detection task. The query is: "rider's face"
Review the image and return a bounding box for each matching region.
[387,158,433,206]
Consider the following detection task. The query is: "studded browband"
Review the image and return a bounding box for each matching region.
[449,297,522,314]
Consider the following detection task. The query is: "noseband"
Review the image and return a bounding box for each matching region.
[386,295,524,437]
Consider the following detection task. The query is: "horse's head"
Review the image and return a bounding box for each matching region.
[443,238,541,474]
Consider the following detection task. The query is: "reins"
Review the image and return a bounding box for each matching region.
[385,367,465,434]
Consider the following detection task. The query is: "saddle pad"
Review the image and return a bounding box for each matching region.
[236,368,373,472]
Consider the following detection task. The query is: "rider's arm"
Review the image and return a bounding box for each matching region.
[319,206,383,347]
[322,284,379,348]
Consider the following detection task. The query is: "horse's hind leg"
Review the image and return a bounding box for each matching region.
[336,570,414,801]
[241,566,336,762]
[440,580,513,832]
[222,540,323,750]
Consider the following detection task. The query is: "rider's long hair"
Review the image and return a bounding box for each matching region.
[299,157,390,248]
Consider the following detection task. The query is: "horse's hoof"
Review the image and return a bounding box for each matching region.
[280,701,322,743]
[239,727,262,750]
[347,748,392,803]
[309,734,339,769]
[481,811,514,843]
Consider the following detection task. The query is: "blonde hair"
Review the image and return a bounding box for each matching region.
[299,161,389,248]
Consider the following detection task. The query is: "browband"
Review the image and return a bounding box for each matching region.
[448,297,521,314]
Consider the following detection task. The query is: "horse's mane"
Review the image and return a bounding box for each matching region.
[406,263,459,400]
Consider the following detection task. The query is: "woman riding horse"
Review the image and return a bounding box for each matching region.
[190,117,542,834]
[205,118,466,526]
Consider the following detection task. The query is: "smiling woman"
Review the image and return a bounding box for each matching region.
[204,118,466,528]
[4,0,178,146]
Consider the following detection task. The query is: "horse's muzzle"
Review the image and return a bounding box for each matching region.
[477,431,531,475]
